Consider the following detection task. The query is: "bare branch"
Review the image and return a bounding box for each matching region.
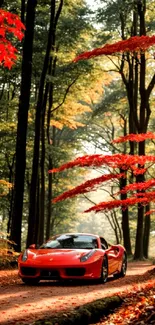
[146,73,155,99]
[51,76,80,113]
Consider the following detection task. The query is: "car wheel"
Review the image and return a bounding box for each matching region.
[22,278,40,285]
[100,255,108,283]
[120,253,127,277]
[114,253,127,279]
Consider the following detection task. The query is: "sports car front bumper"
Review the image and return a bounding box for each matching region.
[18,258,102,281]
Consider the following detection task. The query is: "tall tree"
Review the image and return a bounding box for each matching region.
[27,0,63,247]
[0,0,4,7]
[27,0,92,246]
[11,0,37,252]
[74,0,155,258]
[50,133,155,255]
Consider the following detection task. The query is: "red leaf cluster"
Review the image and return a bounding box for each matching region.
[50,154,155,173]
[74,35,155,62]
[52,172,125,203]
[51,153,155,210]
[131,167,147,175]
[135,190,155,199]
[51,131,155,212]
[120,179,155,194]
[112,132,155,143]
[84,196,151,213]
[84,189,155,214]
[145,209,155,216]
[0,9,25,68]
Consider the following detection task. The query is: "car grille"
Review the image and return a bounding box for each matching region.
[65,268,85,276]
[40,269,60,279]
[21,267,37,276]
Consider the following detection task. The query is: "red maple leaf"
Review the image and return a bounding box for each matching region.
[0,9,25,69]
[112,132,155,143]
[74,35,155,62]
[53,172,125,203]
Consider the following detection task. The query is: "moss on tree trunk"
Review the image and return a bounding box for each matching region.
[34,295,123,325]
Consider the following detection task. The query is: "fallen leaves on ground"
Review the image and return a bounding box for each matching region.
[95,268,155,325]
[0,268,20,287]
[0,263,155,325]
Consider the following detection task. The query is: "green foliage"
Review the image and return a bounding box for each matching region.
[1,0,155,256]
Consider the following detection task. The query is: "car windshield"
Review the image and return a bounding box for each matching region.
[40,234,98,249]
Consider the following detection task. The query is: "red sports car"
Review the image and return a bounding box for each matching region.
[18,233,127,285]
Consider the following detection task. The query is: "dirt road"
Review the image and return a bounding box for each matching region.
[0,261,154,325]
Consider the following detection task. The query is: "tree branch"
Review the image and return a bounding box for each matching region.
[51,76,80,113]
[146,73,155,99]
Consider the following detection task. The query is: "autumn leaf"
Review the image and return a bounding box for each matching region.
[0,9,25,68]
[74,35,155,62]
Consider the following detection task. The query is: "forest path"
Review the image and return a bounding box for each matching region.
[0,261,154,325]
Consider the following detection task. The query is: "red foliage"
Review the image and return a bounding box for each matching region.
[112,132,155,143]
[74,35,155,62]
[52,172,125,203]
[84,196,151,213]
[120,179,155,194]
[50,153,155,173]
[51,153,155,210]
[0,9,25,68]
[145,209,155,216]
[130,167,147,175]
[130,165,148,175]
[135,190,155,200]
[49,154,101,173]
[51,128,155,212]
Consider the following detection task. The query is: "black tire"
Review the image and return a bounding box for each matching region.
[100,255,108,283]
[114,253,127,279]
[22,278,40,285]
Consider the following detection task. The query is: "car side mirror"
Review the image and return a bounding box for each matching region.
[29,244,36,249]
[106,245,115,252]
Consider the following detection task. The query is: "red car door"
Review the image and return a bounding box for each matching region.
[107,247,119,274]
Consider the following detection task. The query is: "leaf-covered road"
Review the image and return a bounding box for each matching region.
[0,261,154,325]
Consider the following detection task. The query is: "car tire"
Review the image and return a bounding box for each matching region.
[114,252,127,279]
[100,255,108,283]
[22,278,40,285]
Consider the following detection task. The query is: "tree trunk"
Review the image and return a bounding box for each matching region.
[120,1,153,259]
[35,177,40,245]
[21,0,26,24]
[27,0,56,247]
[5,154,15,235]
[120,169,132,255]
[0,0,4,7]
[38,86,48,245]
[10,0,37,252]
[7,168,14,235]
[134,141,145,260]
[46,155,53,240]
[143,204,150,259]
[27,0,63,246]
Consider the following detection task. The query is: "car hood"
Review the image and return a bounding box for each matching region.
[26,248,94,265]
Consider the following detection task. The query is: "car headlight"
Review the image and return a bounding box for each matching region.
[80,249,96,262]
[22,250,28,262]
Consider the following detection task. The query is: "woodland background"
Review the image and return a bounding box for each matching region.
[0,0,155,260]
